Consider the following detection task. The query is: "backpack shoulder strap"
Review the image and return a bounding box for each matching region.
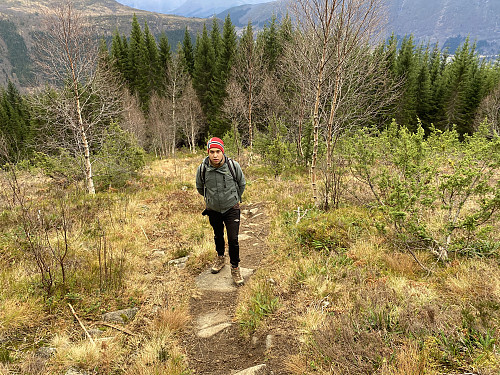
[225,157,242,202]
[200,156,209,185]
[225,157,237,182]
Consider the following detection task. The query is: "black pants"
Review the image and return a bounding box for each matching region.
[207,207,240,267]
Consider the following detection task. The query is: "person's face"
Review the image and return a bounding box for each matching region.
[208,148,223,165]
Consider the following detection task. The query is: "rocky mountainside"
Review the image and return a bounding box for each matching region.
[117,0,271,18]
[219,0,500,54]
[0,0,207,88]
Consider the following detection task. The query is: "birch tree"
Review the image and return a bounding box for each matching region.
[234,22,266,153]
[290,0,385,207]
[179,83,203,152]
[33,0,122,194]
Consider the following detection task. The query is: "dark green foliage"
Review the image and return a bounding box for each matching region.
[93,122,145,189]
[394,36,418,129]
[143,22,161,108]
[193,24,215,133]
[253,119,295,177]
[111,29,128,75]
[385,35,500,137]
[0,20,33,85]
[209,15,237,136]
[182,27,195,77]
[158,32,172,95]
[127,15,149,111]
[0,82,32,162]
[259,15,281,72]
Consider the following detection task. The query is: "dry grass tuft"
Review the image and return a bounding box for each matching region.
[152,308,191,334]
[0,297,44,333]
[51,335,122,372]
[379,341,428,375]
[311,315,392,374]
[445,259,500,302]
[126,333,188,375]
[284,354,308,375]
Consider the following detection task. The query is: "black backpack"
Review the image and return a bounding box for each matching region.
[200,156,242,202]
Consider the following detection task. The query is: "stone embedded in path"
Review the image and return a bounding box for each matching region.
[238,234,252,241]
[197,322,232,338]
[152,250,166,257]
[101,307,139,324]
[233,364,267,375]
[249,208,259,215]
[196,310,230,330]
[195,310,232,338]
[168,256,189,268]
[196,267,254,292]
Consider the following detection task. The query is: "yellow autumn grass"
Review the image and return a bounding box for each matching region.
[51,334,123,372]
[0,297,44,333]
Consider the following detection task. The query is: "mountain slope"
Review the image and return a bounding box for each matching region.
[0,0,207,88]
[116,0,272,18]
[220,0,500,54]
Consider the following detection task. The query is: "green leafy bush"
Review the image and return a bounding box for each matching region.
[295,208,372,253]
[346,121,500,260]
[93,122,145,190]
[254,119,295,177]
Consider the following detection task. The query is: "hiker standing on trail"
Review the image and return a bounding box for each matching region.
[196,137,246,286]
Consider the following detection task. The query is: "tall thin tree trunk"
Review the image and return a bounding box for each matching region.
[311,44,328,206]
[171,83,176,156]
[64,5,95,194]
[76,97,95,194]
[325,70,342,209]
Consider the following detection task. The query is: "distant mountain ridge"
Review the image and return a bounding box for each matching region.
[0,0,207,87]
[218,0,500,54]
[116,0,272,17]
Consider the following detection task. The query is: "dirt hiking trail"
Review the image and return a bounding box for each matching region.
[140,158,299,374]
[182,201,287,374]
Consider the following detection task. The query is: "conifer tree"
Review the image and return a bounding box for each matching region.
[461,53,485,134]
[209,14,237,136]
[182,27,195,77]
[143,22,161,100]
[111,29,128,78]
[193,24,215,133]
[278,13,294,47]
[428,43,445,124]
[128,15,149,111]
[394,35,418,129]
[158,32,172,96]
[415,45,432,129]
[441,37,475,132]
[0,82,31,160]
[211,18,222,63]
[385,33,398,74]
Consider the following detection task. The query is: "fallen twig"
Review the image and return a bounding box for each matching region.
[93,321,136,336]
[68,303,95,346]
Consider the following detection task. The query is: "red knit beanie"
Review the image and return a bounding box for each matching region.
[207,137,224,153]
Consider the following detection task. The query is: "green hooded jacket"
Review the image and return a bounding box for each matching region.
[196,156,246,213]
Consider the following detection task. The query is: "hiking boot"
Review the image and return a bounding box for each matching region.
[231,267,244,286]
[211,256,225,274]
